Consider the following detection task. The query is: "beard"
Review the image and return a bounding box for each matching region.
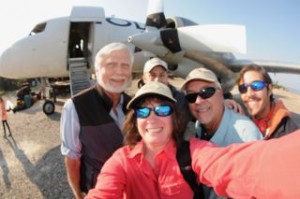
[98,76,132,93]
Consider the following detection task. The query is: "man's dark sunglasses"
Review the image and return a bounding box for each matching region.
[238,80,267,94]
[135,105,173,118]
[185,87,217,103]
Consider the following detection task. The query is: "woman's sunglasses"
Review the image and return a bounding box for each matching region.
[185,87,217,103]
[238,80,267,94]
[135,105,173,118]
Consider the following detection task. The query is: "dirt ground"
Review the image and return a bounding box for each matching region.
[0,78,299,199]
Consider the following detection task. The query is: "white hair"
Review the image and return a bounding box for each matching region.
[94,42,134,70]
[94,42,134,93]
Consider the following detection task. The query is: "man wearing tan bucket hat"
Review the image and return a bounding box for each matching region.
[181,67,262,199]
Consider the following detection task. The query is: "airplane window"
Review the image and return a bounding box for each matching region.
[29,23,46,36]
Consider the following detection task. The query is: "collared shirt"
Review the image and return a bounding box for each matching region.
[195,107,263,199]
[195,107,263,147]
[87,131,300,199]
[60,95,125,159]
[86,140,194,199]
[253,99,298,139]
[109,95,125,130]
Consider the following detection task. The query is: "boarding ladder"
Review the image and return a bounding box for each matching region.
[68,58,91,96]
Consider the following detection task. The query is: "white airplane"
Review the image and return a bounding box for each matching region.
[1,0,300,114]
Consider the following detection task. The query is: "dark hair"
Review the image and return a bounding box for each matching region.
[123,97,186,148]
[137,78,145,88]
[237,64,274,102]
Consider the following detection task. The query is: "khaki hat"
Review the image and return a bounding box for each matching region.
[143,57,168,73]
[181,68,218,90]
[127,81,176,109]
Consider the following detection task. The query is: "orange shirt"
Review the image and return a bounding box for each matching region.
[0,101,7,121]
[191,132,300,198]
[87,141,193,199]
[254,99,290,139]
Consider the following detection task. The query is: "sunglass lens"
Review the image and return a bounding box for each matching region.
[200,87,216,99]
[238,84,248,94]
[185,93,198,103]
[136,107,150,118]
[154,105,172,116]
[251,81,266,91]
[239,81,266,94]
[185,87,216,103]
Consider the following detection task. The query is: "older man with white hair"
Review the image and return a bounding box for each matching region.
[60,42,133,199]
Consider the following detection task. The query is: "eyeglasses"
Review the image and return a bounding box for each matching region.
[135,105,173,118]
[185,87,217,103]
[238,80,267,94]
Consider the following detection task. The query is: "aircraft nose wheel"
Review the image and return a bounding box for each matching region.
[43,100,55,115]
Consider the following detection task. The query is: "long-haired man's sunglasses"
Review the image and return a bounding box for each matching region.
[135,105,173,118]
[238,80,267,94]
[185,87,217,103]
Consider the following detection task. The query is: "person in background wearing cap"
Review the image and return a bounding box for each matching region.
[138,57,192,138]
[181,68,262,199]
[60,42,133,199]
[237,64,298,139]
[86,81,300,199]
[139,57,244,139]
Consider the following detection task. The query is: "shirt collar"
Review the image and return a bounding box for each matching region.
[128,140,177,161]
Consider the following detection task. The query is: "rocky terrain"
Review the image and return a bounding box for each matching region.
[0,78,299,199]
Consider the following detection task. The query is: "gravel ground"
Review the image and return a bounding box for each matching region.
[0,78,299,199]
[0,97,73,199]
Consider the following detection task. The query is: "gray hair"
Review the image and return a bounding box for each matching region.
[94,42,134,69]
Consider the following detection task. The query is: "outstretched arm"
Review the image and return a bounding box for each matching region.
[190,130,300,198]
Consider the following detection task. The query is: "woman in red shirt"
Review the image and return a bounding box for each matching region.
[86,82,300,199]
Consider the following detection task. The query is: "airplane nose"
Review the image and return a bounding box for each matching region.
[0,48,12,78]
[0,47,20,79]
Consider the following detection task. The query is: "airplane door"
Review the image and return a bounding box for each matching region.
[69,7,105,70]
[68,22,90,60]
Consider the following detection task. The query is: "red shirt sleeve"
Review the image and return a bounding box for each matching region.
[190,130,300,198]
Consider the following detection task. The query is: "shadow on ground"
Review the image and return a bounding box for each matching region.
[6,137,73,199]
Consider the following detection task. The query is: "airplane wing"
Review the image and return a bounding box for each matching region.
[228,59,300,74]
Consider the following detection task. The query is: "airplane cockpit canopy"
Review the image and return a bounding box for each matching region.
[29,22,46,36]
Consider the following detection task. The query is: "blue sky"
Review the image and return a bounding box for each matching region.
[0,0,299,63]
[0,0,299,91]
[166,0,300,63]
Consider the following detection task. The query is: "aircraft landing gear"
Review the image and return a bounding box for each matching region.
[43,100,55,115]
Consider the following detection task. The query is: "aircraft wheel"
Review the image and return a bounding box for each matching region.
[43,100,55,115]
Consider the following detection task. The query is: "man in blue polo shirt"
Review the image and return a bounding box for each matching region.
[181,68,263,199]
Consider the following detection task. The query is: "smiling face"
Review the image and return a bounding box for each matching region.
[136,98,173,149]
[96,49,132,93]
[239,70,272,119]
[185,80,224,130]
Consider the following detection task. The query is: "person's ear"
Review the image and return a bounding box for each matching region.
[267,84,273,96]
